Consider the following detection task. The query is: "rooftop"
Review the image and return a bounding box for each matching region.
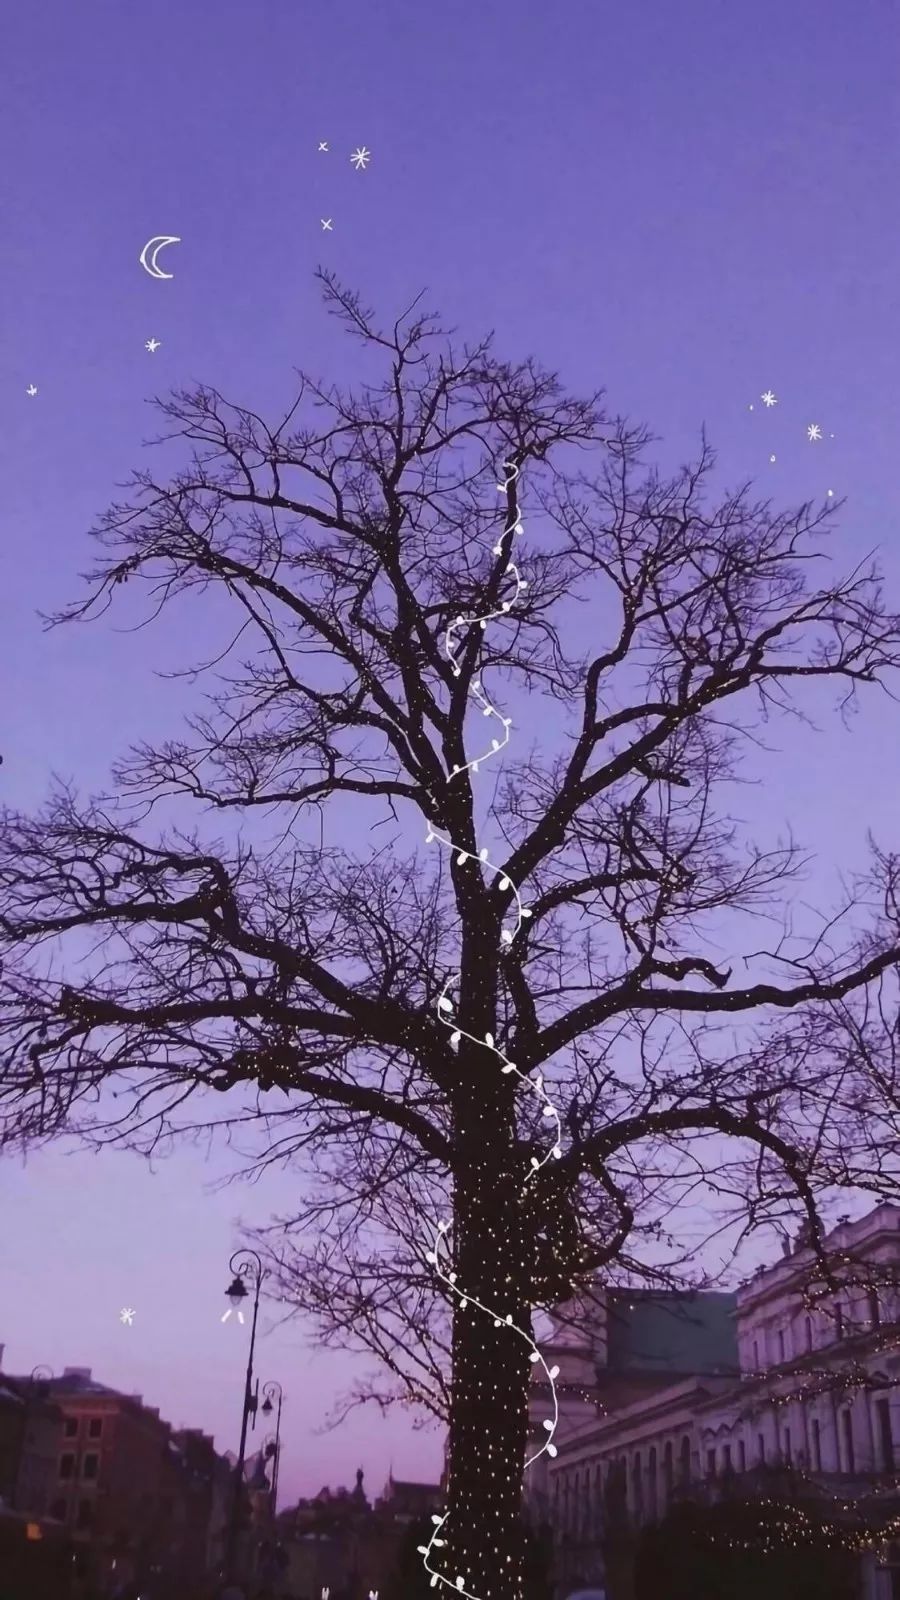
[605,1290,739,1376]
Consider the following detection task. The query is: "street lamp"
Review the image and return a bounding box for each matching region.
[259,1381,284,1515]
[224,1248,265,1581]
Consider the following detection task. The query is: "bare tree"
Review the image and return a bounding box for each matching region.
[4,273,900,1598]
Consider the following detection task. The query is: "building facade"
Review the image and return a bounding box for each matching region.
[530,1204,900,1600]
[0,1361,234,1597]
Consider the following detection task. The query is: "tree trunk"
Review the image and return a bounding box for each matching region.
[443,1157,533,1600]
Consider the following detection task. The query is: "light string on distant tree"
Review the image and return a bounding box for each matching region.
[418,460,563,1598]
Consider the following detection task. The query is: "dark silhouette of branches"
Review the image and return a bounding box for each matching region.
[4,272,900,1597]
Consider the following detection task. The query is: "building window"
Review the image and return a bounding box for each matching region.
[841,1409,856,1474]
[722,1444,732,1473]
[76,1500,93,1530]
[835,1302,845,1341]
[632,1453,643,1509]
[49,1498,67,1522]
[81,1454,99,1481]
[738,1438,746,1472]
[59,1454,75,1481]
[87,1417,103,1439]
[64,1418,78,1439]
[778,1329,786,1363]
[870,1290,882,1328]
[805,1317,813,1353]
[753,1338,759,1369]
[663,1440,674,1492]
[706,1448,716,1478]
[783,1427,792,1463]
[758,1432,766,1464]
[877,1399,894,1473]
[812,1418,822,1472]
[680,1435,691,1485]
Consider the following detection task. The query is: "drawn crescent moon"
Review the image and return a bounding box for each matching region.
[139,235,181,280]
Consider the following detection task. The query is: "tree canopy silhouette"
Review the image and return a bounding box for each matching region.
[4,273,900,1598]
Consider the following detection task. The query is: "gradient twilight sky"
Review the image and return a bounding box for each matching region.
[2,0,900,1505]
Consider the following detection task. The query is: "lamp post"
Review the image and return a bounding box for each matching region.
[224,1248,265,1581]
[259,1381,284,1516]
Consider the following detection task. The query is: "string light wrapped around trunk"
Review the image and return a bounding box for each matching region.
[420,460,562,1599]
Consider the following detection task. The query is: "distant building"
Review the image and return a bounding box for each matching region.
[276,1466,443,1597]
[0,1363,64,1517]
[0,1360,233,1597]
[374,1470,444,1522]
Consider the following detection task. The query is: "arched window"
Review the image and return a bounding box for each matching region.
[663,1439,674,1493]
[680,1434,691,1485]
[594,1462,603,1520]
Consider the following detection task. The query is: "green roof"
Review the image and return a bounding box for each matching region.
[605,1290,738,1375]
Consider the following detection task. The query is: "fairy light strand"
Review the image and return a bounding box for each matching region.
[420,459,562,1599]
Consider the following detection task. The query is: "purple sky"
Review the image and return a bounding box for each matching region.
[2,0,900,1505]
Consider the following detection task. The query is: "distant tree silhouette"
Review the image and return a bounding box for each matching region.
[5,273,900,1598]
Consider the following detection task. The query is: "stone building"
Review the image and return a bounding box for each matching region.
[528,1202,900,1600]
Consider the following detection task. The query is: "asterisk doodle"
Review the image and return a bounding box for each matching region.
[145,339,161,353]
[120,1307,135,1325]
[807,423,822,442]
[761,390,777,407]
[26,384,37,396]
[350,147,371,170]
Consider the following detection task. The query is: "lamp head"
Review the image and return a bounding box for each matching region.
[225,1273,249,1306]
